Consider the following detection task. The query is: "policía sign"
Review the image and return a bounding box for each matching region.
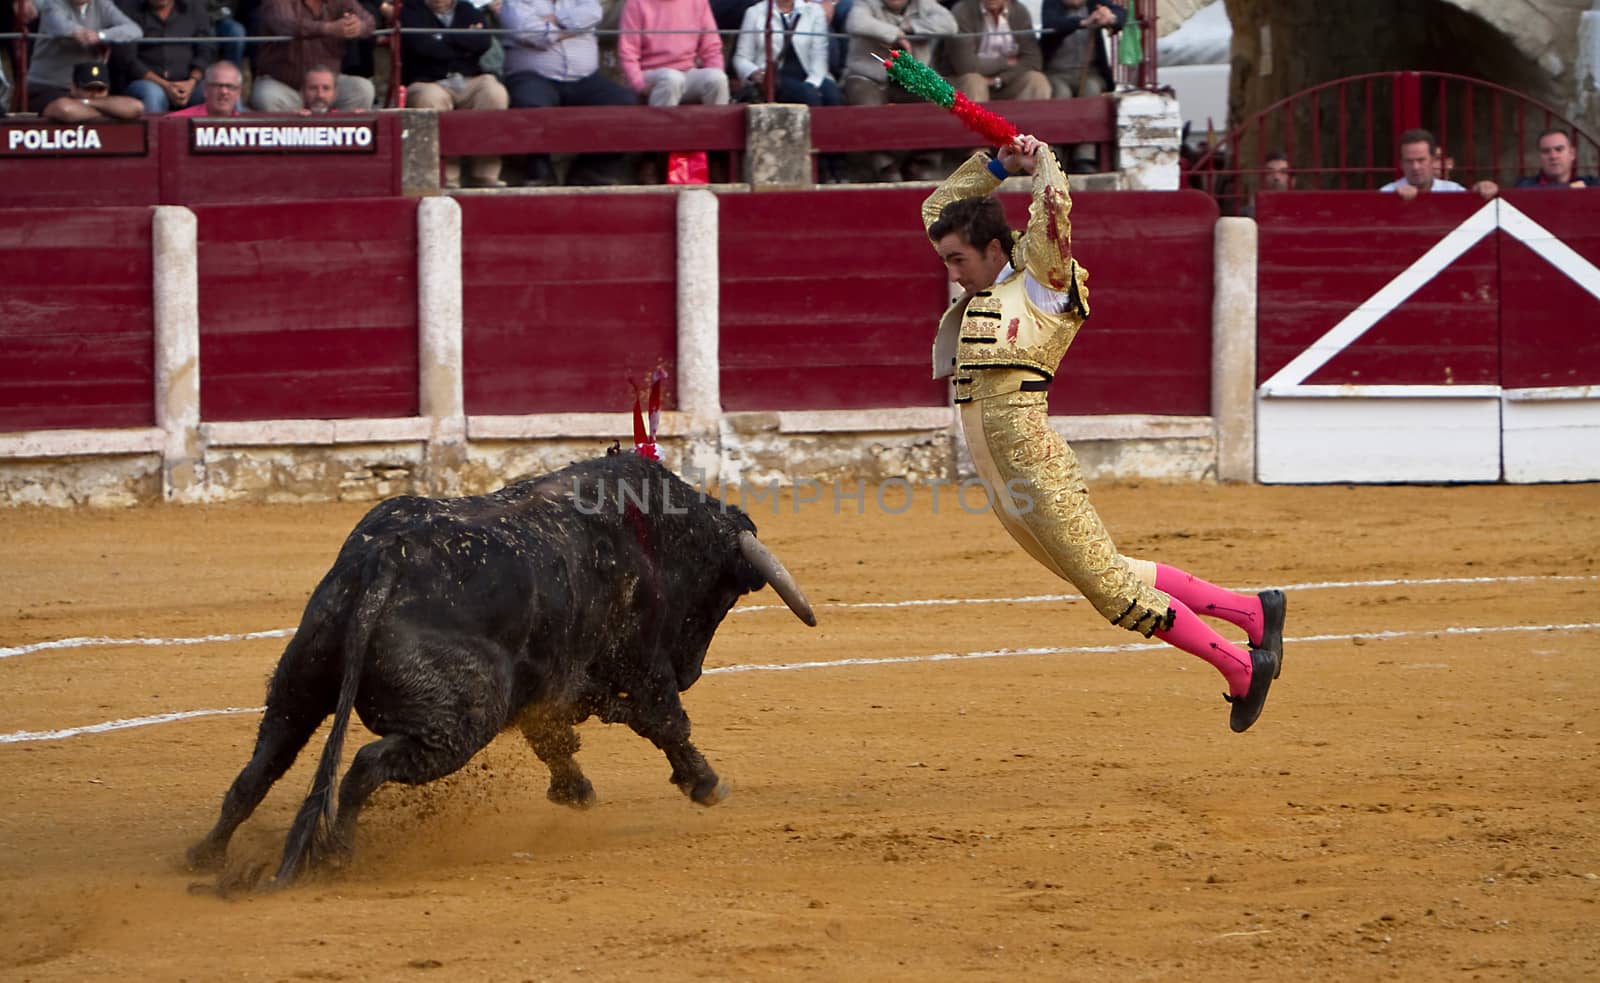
[189,118,379,154]
[1,121,148,157]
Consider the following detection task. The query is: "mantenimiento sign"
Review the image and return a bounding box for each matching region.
[189,120,378,154]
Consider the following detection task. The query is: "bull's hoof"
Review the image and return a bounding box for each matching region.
[213,860,270,897]
[185,839,226,872]
[547,776,597,809]
[689,777,730,807]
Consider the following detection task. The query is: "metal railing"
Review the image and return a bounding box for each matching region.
[6,0,1162,113]
[1186,70,1600,215]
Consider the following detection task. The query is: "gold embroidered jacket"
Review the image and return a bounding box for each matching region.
[921,148,1091,402]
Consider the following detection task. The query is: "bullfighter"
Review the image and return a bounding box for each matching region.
[922,133,1286,732]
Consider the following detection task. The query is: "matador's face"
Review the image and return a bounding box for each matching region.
[936,233,1010,295]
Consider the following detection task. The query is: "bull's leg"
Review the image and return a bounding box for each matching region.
[186,697,328,871]
[320,636,511,867]
[323,715,500,867]
[516,708,596,808]
[625,692,727,806]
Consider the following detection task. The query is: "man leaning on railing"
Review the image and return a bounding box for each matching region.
[500,0,636,185]
[251,0,377,112]
[401,0,510,187]
[27,0,143,112]
[840,0,956,181]
[111,0,218,113]
[1039,0,1119,172]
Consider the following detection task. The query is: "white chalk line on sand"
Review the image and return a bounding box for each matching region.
[4,573,1595,662]
[2,619,1596,746]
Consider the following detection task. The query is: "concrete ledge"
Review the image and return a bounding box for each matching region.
[774,407,955,434]
[0,428,166,458]
[202,418,433,446]
[1050,414,1213,441]
[468,412,688,440]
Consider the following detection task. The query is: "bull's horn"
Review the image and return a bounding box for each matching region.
[738,531,817,627]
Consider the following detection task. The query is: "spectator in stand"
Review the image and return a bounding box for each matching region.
[1514,128,1598,189]
[210,0,252,70]
[26,0,143,112]
[941,0,1050,106]
[299,61,336,110]
[170,57,245,114]
[708,0,750,31]
[1262,150,1292,190]
[2,1,42,110]
[342,0,392,83]
[41,59,144,118]
[1432,144,1454,183]
[617,0,728,107]
[251,0,376,112]
[1380,128,1496,200]
[841,0,957,181]
[111,0,216,113]
[1039,0,1120,172]
[500,0,637,185]
[732,0,845,182]
[1240,150,1292,218]
[401,0,510,188]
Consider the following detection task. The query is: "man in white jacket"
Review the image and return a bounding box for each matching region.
[732,0,847,180]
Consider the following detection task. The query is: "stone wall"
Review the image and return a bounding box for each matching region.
[1155,0,1600,143]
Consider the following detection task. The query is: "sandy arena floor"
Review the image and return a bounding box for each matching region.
[2,477,1598,982]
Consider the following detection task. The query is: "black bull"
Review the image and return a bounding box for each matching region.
[187,454,816,886]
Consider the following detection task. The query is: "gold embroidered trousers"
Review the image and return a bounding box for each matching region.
[960,384,1173,636]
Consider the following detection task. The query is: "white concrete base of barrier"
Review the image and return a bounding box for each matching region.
[1256,395,1503,484]
[1503,388,1600,483]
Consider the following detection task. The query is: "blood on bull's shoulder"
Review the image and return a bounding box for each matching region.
[185,453,816,890]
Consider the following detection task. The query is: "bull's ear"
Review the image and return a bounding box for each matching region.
[737,531,817,627]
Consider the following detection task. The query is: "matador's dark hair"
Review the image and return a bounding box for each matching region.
[928,196,1014,263]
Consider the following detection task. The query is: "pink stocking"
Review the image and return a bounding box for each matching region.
[1154,599,1254,697]
[1155,564,1266,646]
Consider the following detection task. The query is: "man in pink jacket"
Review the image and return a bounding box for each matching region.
[617,0,730,106]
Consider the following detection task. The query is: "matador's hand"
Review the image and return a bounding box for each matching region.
[998,135,1044,175]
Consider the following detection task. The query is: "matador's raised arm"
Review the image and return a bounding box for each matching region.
[1018,146,1077,293]
[920,147,1079,295]
[920,152,1004,234]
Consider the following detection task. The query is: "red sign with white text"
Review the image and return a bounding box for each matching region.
[1,121,147,157]
[189,119,379,155]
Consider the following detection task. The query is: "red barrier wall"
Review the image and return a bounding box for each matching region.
[194,199,420,421]
[458,195,680,415]
[153,116,406,206]
[719,188,1219,415]
[1258,192,1600,390]
[1059,189,1218,416]
[2,189,1220,435]
[719,189,949,411]
[0,123,160,208]
[1256,193,1499,386]
[1498,193,1600,390]
[0,207,155,430]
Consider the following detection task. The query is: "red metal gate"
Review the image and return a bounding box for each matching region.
[1187,71,1600,216]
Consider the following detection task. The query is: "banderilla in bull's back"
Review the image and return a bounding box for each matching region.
[186,452,816,891]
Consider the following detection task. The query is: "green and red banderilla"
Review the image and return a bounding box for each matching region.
[875,49,1020,149]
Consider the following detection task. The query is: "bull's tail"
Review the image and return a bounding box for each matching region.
[276,547,398,886]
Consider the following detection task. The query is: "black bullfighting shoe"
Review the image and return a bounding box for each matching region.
[1259,588,1287,678]
[1225,647,1281,733]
